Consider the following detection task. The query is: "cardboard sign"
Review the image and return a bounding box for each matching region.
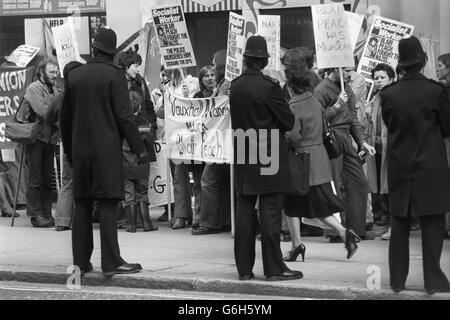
[345,11,364,52]
[164,94,232,164]
[152,3,196,69]
[52,21,83,77]
[257,15,281,71]
[0,67,35,149]
[148,141,174,208]
[225,12,247,82]
[357,16,414,83]
[7,45,40,68]
[311,3,354,69]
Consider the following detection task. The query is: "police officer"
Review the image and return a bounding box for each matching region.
[60,28,148,276]
[230,35,303,281]
[381,36,450,294]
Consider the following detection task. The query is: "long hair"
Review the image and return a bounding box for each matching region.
[283,49,311,94]
[198,65,215,93]
[438,53,450,69]
[213,49,227,84]
[170,68,186,88]
[36,57,58,80]
[116,50,142,70]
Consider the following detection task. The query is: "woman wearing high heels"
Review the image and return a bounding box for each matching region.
[282,49,360,261]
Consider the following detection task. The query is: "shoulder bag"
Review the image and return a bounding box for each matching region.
[5,98,39,145]
[286,150,310,195]
[322,110,341,159]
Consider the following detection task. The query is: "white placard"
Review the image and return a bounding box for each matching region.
[7,45,40,68]
[225,12,247,82]
[52,21,83,77]
[311,3,355,69]
[257,15,281,71]
[148,141,174,208]
[164,94,232,164]
[151,2,196,69]
[357,16,414,83]
[345,11,364,52]
[1,149,15,162]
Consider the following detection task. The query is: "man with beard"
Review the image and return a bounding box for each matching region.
[23,58,61,227]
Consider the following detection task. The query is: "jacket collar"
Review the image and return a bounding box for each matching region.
[289,91,313,104]
[88,55,114,65]
[242,67,263,77]
[401,72,427,81]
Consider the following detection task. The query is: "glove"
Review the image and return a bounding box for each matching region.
[137,150,150,164]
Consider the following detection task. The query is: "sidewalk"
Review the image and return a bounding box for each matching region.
[1,208,449,300]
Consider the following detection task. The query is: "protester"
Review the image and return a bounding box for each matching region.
[116,50,158,233]
[230,35,302,281]
[314,67,376,241]
[193,50,232,235]
[0,158,15,217]
[194,65,215,98]
[60,27,146,276]
[23,58,60,228]
[45,61,83,231]
[365,63,395,240]
[381,36,450,294]
[282,49,359,261]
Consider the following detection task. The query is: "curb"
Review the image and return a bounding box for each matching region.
[1,269,449,300]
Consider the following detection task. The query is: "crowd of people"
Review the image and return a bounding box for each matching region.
[2,26,450,293]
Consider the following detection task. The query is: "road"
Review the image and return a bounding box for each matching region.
[0,281,306,300]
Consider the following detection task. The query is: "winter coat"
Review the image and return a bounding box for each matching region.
[381,73,450,217]
[230,68,294,195]
[285,92,332,187]
[60,56,145,200]
[366,93,388,194]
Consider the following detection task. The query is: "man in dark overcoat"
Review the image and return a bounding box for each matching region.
[230,35,302,281]
[60,28,149,276]
[381,36,450,294]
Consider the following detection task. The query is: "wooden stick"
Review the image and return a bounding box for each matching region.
[11,145,25,227]
[366,82,375,104]
[339,68,345,93]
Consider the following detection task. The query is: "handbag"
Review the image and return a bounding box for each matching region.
[322,111,341,159]
[5,98,39,144]
[286,150,310,195]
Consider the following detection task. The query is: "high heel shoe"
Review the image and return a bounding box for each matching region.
[345,229,361,259]
[283,243,306,262]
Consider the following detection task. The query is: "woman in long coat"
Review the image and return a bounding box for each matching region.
[282,50,359,261]
[381,36,450,294]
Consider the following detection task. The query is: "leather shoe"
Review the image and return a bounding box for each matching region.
[191,226,221,235]
[391,286,405,293]
[266,269,303,282]
[1,211,19,217]
[80,262,94,276]
[172,217,187,229]
[103,263,142,277]
[31,216,55,228]
[239,272,255,281]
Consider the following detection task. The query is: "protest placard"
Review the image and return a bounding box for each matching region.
[257,15,280,71]
[357,16,414,83]
[0,66,35,149]
[345,11,364,52]
[225,12,247,82]
[311,3,354,69]
[148,141,174,208]
[7,45,40,68]
[151,2,196,70]
[164,94,232,164]
[52,21,82,76]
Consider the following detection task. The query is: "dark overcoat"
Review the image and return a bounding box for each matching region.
[381,73,450,217]
[230,68,294,195]
[60,56,145,200]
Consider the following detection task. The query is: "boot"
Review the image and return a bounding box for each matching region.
[125,205,137,233]
[139,201,158,232]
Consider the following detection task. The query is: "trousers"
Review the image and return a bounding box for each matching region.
[389,213,449,291]
[72,199,125,272]
[234,193,288,277]
[55,154,74,227]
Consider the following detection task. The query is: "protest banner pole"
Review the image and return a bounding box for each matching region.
[11,145,25,227]
[167,156,172,222]
[366,82,375,104]
[230,144,235,238]
[339,68,345,93]
[54,154,60,192]
[59,143,64,184]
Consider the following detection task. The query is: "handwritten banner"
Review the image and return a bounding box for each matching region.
[0,67,35,149]
[225,12,247,82]
[148,141,174,208]
[164,94,232,164]
[152,3,196,69]
[7,45,40,68]
[257,15,281,71]
[357,16,414,83]
[52,21,83,77]
[311,3,354,69]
